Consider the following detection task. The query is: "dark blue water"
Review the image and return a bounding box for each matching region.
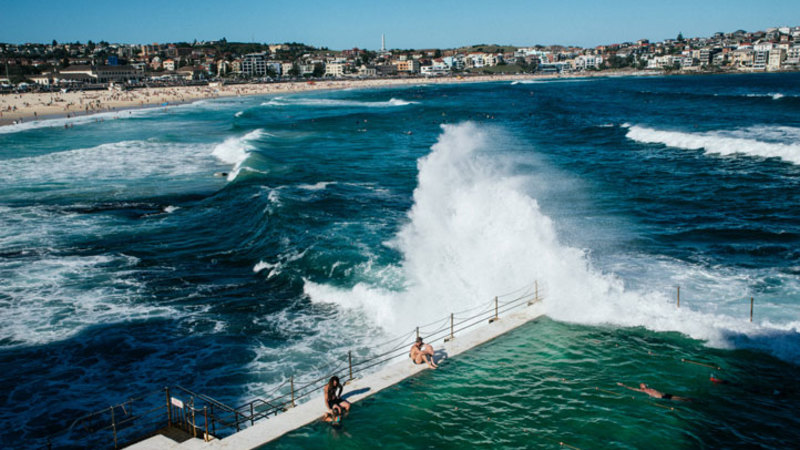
[1,73,800,448]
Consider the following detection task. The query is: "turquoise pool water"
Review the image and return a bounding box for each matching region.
[270,318,800,449]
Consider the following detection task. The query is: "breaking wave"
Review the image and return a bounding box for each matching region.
[625,124,800,165]
[261,97,417,107]
[304,122,800,364]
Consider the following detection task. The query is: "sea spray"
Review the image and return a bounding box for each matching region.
[306,122,800,364]
[304,121,614,331]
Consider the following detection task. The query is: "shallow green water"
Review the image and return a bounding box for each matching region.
[270,318,800,449]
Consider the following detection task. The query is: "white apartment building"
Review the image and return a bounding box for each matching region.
[753,50,769,70]
[325,62,346,77]
[767,48,786,71]
[787,45,800,64]
[420,65,448,76]
[646,55,675,70]
[575,55,603,70]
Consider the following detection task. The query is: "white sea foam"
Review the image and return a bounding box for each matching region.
[0,139,218,188]
[625,125,800,164]
[0,253,177,347]
[304,122,800,364]
[211,129,267,180]
[745,92,785,100]
[253,260,275,273]
[0,107,163,134]
[253,248,308,279]
[234,111,244,117]
[512,78,593,85]
[297,181,335,191]
[261,97,417,108]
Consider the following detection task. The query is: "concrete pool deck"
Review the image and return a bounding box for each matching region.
[128,301,544,449]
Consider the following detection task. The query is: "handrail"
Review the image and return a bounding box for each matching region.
[43,280,544,449]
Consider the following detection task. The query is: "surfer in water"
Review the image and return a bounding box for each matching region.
[617,382,692,401]
[409,337,438,369]
[324,376,350,418]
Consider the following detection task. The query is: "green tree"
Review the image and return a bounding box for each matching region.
[312,63,324,77]
[677,32,684,42]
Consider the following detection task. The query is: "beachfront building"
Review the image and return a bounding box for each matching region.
[574,54,603,70]
[767,48,786,71]
[753,51,769,70]
[731,48,754,68]
[241,53,269,77]
[163,59,176,71]
[394,59,420,73]
[298,64,315,76]
[646,55,676,70]
[281,62,294,77]
[53,64,142,84]
[787,45,800,65]
[375,64,398,76]
[177,66,206,80]
[420,65,448,76]
[358,65,377,77]
[752,41,773,71]
[217,60,230,76]
[94,66,143,83]
[324,61,346,77]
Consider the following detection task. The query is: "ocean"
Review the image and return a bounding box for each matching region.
[1,73,799,448]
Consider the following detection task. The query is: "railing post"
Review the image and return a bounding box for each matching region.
[677,286,680,308]
[191,398,197,438]
[290,375,295,407]
[111,406,117,449]
[250,402,255,426]
[348,351,353,381]
[445,313,455,342]
[495,296,499,319]
[750,297,754,322]
[535,280,539,302]
[235,411,240,432]
[211,404,216,436]
[204,406,209,442]
[416,326,419,340]
[165,387,172,428]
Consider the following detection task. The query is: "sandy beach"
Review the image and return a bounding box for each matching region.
[0,72,622,127]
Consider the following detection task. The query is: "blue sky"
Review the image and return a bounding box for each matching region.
[1,0,797,49]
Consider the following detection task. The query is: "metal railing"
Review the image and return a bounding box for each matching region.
[43,281,545,449]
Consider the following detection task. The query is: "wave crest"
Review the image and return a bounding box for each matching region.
[625,125,800,165]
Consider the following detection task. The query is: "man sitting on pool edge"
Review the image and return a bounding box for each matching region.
[409,337,438,369]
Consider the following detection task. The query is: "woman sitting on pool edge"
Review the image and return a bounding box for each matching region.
[324,376,351,417]
[409,337,438,369]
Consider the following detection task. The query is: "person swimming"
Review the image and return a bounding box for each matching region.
[617,382,691,402]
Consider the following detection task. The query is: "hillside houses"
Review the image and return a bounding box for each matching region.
[2,25,800,89]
